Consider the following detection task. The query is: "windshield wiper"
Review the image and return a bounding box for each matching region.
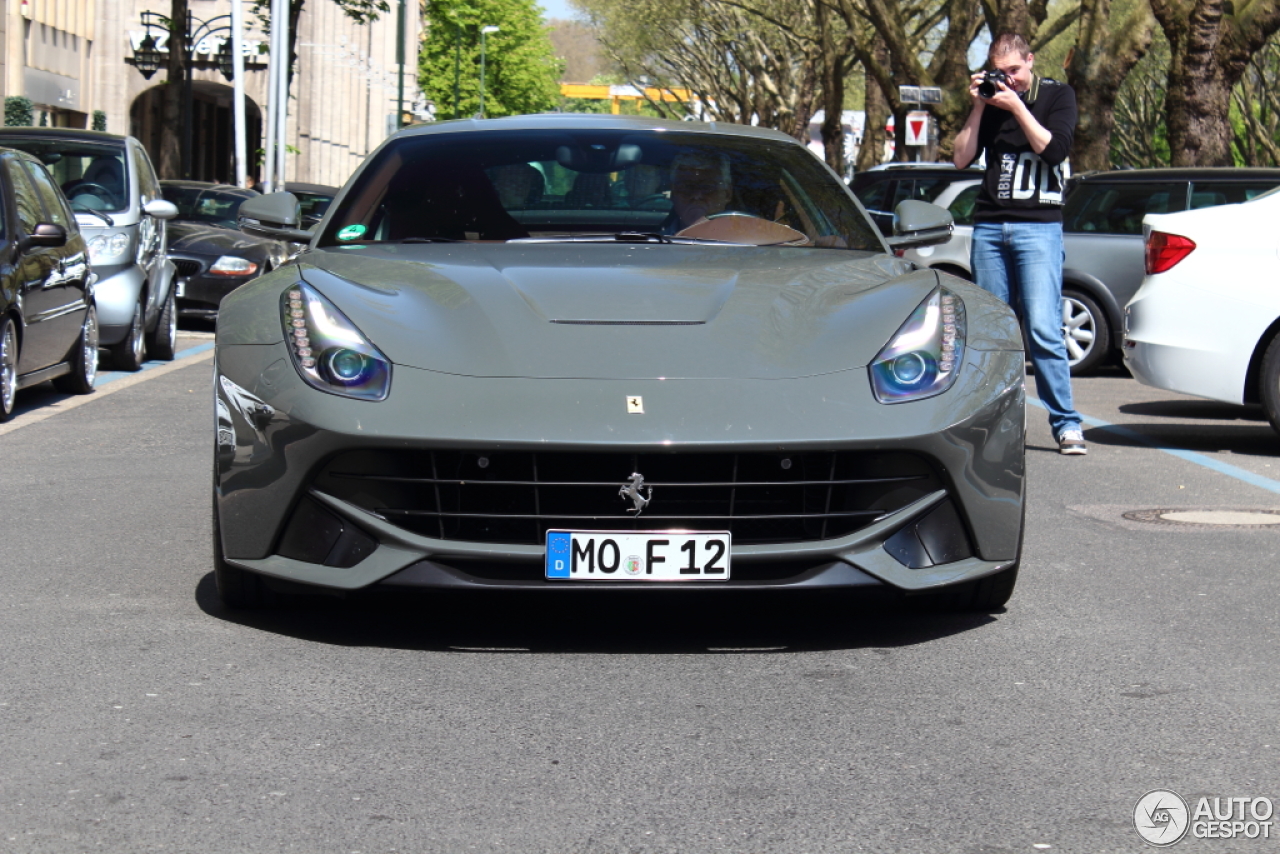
[508,232,745,246]
[71,205,113,226]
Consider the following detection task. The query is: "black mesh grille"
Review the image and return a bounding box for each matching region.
[313,450,943,546]
[172,259,203,277]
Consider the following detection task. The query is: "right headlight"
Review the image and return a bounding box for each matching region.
[869,286,966,403]
[281,281,391,401]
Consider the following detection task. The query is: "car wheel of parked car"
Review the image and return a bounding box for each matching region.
[1259,332,1280,436]
[111,299,146,371]
[1062,288,1110,376]
[0,317,17,422]
[146,288,177,362]
[52,306,99,395]
[212,493,281,609]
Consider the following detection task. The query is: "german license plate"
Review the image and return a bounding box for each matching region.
[175,278,187,298]
[546,530,731,581]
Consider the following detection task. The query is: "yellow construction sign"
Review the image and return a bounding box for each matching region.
[560,83,694,114]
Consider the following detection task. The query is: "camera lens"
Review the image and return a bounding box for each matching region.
[978,79,997,98]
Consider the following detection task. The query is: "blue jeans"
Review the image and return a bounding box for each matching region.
[971,221,1081,438]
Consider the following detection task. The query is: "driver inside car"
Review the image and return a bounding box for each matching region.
[662,150,733,233]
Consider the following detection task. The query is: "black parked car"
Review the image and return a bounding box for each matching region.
[161,181,289,319]
[0,147,96,421]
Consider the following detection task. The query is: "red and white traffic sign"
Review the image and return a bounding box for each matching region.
[905,111,929,146]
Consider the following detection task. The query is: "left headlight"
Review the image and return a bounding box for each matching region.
[282,281,391,401]
[87,232,131,264]
[869,286,966,404]
[210,256,260,277]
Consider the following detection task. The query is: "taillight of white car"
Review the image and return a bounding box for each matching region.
[1145,231,1196,275]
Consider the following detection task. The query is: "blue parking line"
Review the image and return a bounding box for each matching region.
[95,342,215,387]
[1030,396,1280,495]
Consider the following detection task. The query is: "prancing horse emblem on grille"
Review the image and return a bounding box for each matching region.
[619,472,652,516]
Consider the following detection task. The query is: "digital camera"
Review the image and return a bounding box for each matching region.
[977,70,1011,98]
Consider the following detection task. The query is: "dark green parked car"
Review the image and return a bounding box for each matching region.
[212,114,1027,613]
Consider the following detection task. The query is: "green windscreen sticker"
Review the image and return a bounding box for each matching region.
[337,224,367,241]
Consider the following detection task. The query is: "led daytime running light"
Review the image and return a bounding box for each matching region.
[870,287,967,404]
[281,283,391,400]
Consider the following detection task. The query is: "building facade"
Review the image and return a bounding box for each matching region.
[2,0,424,187]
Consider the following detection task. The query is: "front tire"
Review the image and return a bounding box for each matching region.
[146,288,177,362]
[53,306,99,395]
[212,493,280,609]
[0,317,18,422]
[1062,288,1110,376]
[1259,331,1280,437]
[111,299,146,371]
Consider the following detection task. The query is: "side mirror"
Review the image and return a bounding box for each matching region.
[25,222,67,248]
[144,199,179,220]
[239,191,313,243]
[885,200,954,250]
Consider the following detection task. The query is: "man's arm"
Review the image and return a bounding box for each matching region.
[953,71,988,169]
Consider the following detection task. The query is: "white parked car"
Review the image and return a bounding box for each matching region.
[1123,187,1280,433]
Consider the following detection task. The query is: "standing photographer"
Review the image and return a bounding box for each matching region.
[952,32,1086,455]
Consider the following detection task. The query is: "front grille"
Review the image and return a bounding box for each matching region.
[172,259,204,277]
[313,450,943,546]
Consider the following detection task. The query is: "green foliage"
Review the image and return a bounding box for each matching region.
[4,96,33,127]
[1111,29,1171,168]
[420,0,563,120]
[92,110,108,132]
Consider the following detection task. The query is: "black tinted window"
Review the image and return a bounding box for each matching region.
[321,128,882,251]
[947,184,981,226]
[1188,181,1280,209]
[1063,182,1187,235]
[22,160,72,228]
[7,160,42,232]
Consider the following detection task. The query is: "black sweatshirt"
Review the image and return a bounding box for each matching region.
[967,75,1077,224]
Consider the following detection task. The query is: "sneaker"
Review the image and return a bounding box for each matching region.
[1058,429,1087,455]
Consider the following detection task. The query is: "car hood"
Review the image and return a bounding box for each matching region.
[226,244,1003,380]
[168,221,275,256]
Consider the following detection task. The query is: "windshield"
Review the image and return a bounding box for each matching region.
[162,185,257,228]
[318,128,881,251]
[0,138,130,214]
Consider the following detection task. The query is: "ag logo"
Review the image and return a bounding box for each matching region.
[1134,790,1190,846]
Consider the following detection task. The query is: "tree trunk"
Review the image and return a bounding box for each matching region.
[1068,0,1156,171]
[1152,0,1280,166]
[857,41,891,170]
[158,0,190,179]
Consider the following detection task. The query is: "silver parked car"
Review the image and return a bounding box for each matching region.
[0,129,178,370]
[213,114,1027,613]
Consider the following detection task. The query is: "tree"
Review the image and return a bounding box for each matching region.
[1231,30,1280,165]
[577,0,818,140]
[548,18,611,82]
[1150,0,1280,165]
[420,0,563,119]
[1110,29,1171,166]
[1066,0,1157,171]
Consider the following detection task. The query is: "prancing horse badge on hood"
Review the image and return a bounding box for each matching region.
[627,396,644,414]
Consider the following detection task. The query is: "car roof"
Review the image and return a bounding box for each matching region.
[0,127,130,146]
[393,112,801,145]
[1076,167,1280,183]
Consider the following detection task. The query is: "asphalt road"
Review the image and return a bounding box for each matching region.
[2,344,1278,854]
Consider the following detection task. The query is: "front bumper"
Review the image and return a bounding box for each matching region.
[215,342,1026,593]
[172,254,257,315]
[93,264,146,345]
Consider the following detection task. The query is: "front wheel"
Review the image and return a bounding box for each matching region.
[0,317,18,422]
[110,299,146,371]
[1259,331,1280,437]
[53,306,99,395]
[146,288,177,362]
[212,493,281,609]
[1062,288,1110,376]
